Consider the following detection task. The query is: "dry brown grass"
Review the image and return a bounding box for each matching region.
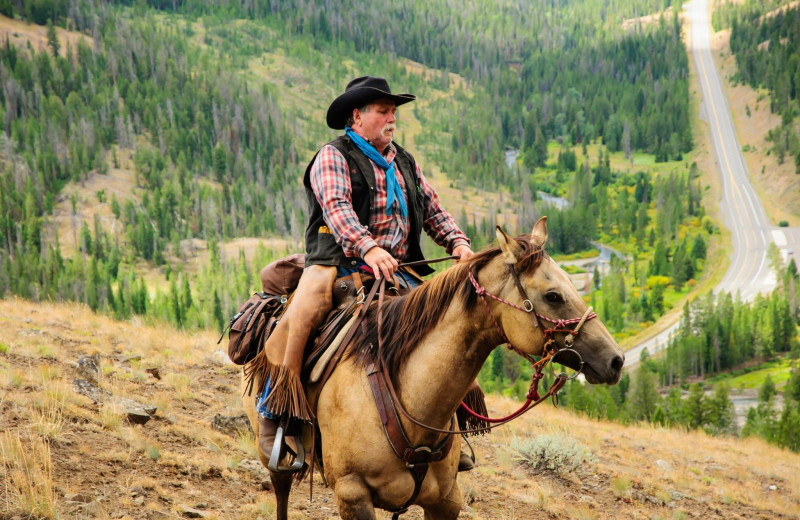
[0,431,57,518]
[2,296,800,519]
[0,13,93,55]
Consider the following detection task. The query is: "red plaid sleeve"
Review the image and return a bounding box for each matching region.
[417,164,470,254]
[309,145,377,257]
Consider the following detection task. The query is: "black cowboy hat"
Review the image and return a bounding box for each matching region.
[326,76,416,130]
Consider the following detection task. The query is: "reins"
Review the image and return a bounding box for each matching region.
[374,256,597,436]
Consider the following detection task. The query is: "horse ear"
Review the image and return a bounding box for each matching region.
[531,216,548,248]
[496,226,522,264]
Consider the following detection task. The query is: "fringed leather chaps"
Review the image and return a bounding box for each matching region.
[457,380,490,436]
[246,264,337,421]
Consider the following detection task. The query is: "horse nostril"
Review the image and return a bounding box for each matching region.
[610,355,624,373]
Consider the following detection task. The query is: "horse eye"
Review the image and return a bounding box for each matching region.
[545,292,563,304]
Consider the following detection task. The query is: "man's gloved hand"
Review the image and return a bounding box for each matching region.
[363,246,398,280]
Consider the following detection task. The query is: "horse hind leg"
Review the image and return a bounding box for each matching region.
[269,470,293,520]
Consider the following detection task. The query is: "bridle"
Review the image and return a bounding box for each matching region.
[375,256,598,436]
[462,265,596,421]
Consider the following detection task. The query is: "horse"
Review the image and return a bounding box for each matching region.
[241,218,625,520]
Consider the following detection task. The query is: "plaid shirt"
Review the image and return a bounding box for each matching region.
[309,141,469,260]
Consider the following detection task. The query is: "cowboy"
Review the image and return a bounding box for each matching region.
[256,75,479,471]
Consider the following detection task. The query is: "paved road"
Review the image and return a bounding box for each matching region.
[625,0,790,366]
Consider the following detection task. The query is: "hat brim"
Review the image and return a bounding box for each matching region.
[326,87,416,130]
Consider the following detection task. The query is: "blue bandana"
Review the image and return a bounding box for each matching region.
[345,127,408,220]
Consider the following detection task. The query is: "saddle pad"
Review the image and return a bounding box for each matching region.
[309,312,360,383]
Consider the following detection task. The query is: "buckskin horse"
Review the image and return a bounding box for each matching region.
[241,218,625,519]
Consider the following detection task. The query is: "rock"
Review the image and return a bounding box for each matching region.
[82,500,106,517]
[768,485,778,491]
[132,496,145,506]
[260,480,272,491]
[209,349,234,366]
[64,492,93,503]
[655,459,671,471]
[117,354,142,363]
[115,397,157,424]
[76,355,101,384]
[237,459,269,479]
[179,505,207,518]
[211,413,252,436]
[72,378,111,404]
[578,495,598,508]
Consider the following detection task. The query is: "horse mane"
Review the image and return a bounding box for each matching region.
[348,235,547,375]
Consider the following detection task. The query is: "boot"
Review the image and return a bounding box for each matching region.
[458,433,475,472]
[458,450,475,472]
[456,380,487,472]
[259,414,306,473]
[258,414,281,462]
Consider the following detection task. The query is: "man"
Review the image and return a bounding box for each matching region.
[256,75,478,471]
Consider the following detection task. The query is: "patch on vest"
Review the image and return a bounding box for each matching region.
[318,225,333,234]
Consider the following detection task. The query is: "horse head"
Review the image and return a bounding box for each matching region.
[479,217,624,385]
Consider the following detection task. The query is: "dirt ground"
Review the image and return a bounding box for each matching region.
[1,297,799,520]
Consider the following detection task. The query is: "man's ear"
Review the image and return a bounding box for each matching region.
[496,226,522,265]
[531,216,548,249]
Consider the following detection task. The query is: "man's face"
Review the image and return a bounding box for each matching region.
[352,99,397,152]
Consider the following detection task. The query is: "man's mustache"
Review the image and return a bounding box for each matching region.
[382,124,396,134]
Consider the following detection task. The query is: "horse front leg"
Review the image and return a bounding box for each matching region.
[334,475,376,520]
[422,480,462,520]
[267,470,293,520]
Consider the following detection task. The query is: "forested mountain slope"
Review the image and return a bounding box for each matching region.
[0,0,701,334]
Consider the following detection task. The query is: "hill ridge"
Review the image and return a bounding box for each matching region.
[2,297,799,519]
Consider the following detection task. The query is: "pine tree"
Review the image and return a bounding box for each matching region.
[625,367,659,421]
[46,19,60,58]
[707,383,736,435]
[682,383,707,429]
[759,375,777,403]
[213,289,224,332]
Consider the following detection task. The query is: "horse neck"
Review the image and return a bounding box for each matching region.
[393,273,506,441]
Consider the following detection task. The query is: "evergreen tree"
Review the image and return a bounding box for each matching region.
[682,383,707,429]
[625,367,659,421]
[46,19,60,57]
[707,383,737,435]
[759,374,777,403]
[213,289,224,332]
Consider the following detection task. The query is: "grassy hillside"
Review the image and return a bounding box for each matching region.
[2,297,799,520]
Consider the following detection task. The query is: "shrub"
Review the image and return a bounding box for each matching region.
[511,434,595,474]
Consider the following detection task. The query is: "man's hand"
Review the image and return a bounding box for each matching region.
[453,244,474,262]
[363,246,398,280]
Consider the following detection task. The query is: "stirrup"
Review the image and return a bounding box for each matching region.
[268,417,306,474]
